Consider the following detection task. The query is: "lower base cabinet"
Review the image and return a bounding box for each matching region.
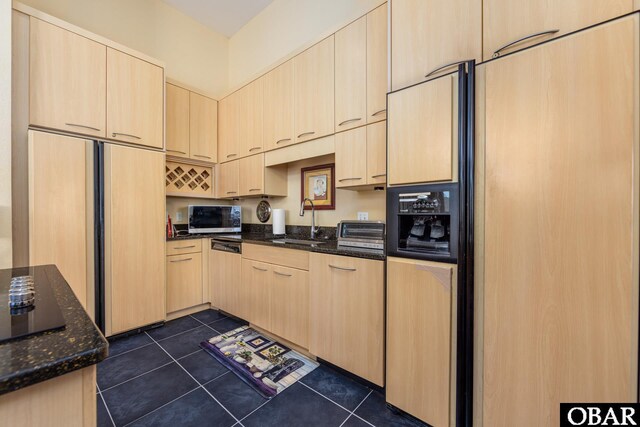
[309,253,384,386]
[166,252,203,313]
[209,250,242,317]
[386,257,456,427]
[242,259,272,329]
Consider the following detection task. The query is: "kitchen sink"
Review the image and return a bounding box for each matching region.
[271,238,326,246]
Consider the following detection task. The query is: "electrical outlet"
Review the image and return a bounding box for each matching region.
[176,211,183,222]
[357,212,368,221]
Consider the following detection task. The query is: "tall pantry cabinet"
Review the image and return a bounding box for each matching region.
[475,15,639,427]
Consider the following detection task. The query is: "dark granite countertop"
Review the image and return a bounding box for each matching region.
[167,225,385,261]
[0,265,108,395]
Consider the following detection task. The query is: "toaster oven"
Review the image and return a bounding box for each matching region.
[336,220,385,251]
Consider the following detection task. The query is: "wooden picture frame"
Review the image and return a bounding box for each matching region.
[300,163,335,210]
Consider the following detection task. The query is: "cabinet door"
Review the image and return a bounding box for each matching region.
[263,61,295,150]
[388,74,456,185]
[165,83,190,158]
[105,144,165,335]
[30,18,106,138]
[309,253,384,385]
[28,131,91,311]
[239,80,264,157]
[239,154,264,196]
[294,36,335,143]
[481,16,637,426]
[217,161,239,198]
[270,266,309,348]
[242,259,271,329]
[218,93,240,162]
[335,126,367,188]
[483,0,632,60]
[387,257,454,427]
[366,121,387,185]
[391,0,481,90]
[190,92,218,163]
[335,16,366,132]
[367,4,388,123]
[209,250,241,317]
[166,253,202,313]
[106,48,164,149]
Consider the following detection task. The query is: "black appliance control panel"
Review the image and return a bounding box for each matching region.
[399,191,450,214]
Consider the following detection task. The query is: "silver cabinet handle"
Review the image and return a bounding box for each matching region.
[167,149,186,154]
[338,118,361,127]
[274,271,292,277]
[249,147,262,152]
[226,153,237,158]
[493,29,560,57]
[193,154,211,159]
[249,188,262,192]
[65,123,101,132]
[329,264,356,272]
[226,191,237,194]
[339,177,362,182]
[173,245,196,249]
[425,59,472,78]
[276,138,291,145]
[297,131,315,138]
[371,173,386,178]
[170,257,192,263]
[112,132,141,140]
[371,109,386,117]
[252,266,268,272]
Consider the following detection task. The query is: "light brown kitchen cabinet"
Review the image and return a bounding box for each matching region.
[166,252,203,313]
[209,249,242,318]
[106,48,164,149]
[189,92,218,163]
[478,15,638,427]
[242,259,272,330]
[238,79,264,158]
[309,253,384,385]
[391,0,481,90]
[386,257,456,427]
[238,154,287,197]
[270,266,309,348]
[166,83,190,158]
[388,73,457,186]
[29,17,106,138]
[104,144,165,336]
[335,16,367,132]
[263,61,295,150]
[294,36,335,143]
[217,161,239,198]
[483,0,632,60]
[218,93,240,162]
[336,122,387,189]
[367,4,388,123]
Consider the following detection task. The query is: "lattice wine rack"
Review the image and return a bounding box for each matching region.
[166,161,214,197]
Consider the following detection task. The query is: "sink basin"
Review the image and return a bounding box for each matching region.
[271,238,326,246]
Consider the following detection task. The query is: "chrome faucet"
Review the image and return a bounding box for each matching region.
[299,198,317,239]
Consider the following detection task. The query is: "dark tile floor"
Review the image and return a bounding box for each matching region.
[97,309,426,427]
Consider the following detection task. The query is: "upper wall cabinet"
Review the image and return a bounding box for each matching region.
[335,16,367,132]
[107,48,164,149]
[294,35,335,144]
[264,61,295,151]
[190,91,218,163]
[391,0,481,90]
[238,79,264,158]
[166,83,190,159]
[483,0,633,60]
[30,17,107,138]
[367,4,388,124]
[218,93,239,162]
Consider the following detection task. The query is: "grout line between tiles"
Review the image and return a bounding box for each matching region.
[145,331,243,426]
[201,370,231,387]
[105,341,156,360]
[235,398,271,424]
[99,361,175,393]
[122,386,201,427]
[299,382,376,427]
[338,390,375,427]
[98,388,117,427]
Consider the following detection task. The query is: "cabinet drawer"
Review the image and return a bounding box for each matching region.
[166,239,202,256]
[242,243,309,271]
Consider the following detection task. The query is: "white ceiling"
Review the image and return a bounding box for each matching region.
[163,0,275,38]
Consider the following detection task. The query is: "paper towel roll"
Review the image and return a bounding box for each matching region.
[272,209,286,235]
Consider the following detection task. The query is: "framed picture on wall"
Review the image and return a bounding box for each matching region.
[300,164,335,210]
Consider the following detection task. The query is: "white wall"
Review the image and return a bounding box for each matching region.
[0,0,11,268]
[19,0,229,97]
[228,0,384,89]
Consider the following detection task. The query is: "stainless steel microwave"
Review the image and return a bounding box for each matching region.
[188,205,241,234]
